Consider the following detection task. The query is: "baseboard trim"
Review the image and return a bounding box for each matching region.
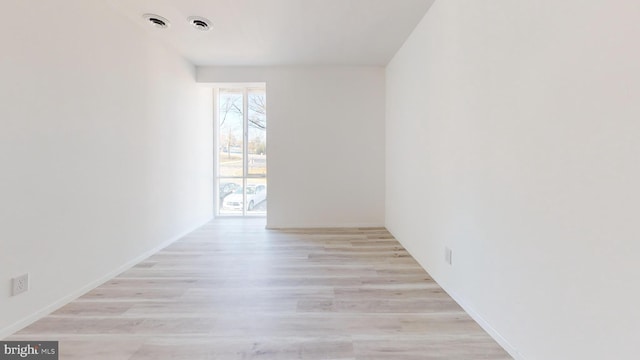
[387,227,525,360]
[266,223,385,229]
[441,286,526,360]
[0,218,212,339]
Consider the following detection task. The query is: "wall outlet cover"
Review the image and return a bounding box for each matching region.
[12,273,29,296]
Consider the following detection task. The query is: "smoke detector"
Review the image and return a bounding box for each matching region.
[188,16,212,31]
[143,14,170,29]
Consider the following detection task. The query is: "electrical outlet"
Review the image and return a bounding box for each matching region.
[12,273,29,296]
[445,247,453,265]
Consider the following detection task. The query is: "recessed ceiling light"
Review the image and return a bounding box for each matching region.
[142,14,170,29]
[188,16,212,31]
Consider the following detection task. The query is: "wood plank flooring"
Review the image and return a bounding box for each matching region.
[8,218,511,359]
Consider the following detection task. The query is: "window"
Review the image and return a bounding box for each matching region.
[215,85,267,216]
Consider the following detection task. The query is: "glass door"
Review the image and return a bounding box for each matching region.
[216,86,266,216]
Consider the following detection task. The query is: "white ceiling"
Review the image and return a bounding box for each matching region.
[104,0,435,66]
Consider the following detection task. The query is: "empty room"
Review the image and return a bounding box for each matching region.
[1,0,639,359]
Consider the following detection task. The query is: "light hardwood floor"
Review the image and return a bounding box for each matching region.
[9,218,512,359]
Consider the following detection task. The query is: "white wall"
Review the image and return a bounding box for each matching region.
[198,66,385,228]
[386,1,640,359]
[0,0,213,337]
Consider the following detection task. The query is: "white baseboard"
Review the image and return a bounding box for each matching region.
[0,218,212,339]
[387,228,526,360]
[443,286,526,360]
[266,222,385,229]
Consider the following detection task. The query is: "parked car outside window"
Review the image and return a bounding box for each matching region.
[219,182,241,203]
[222,184,266,211]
